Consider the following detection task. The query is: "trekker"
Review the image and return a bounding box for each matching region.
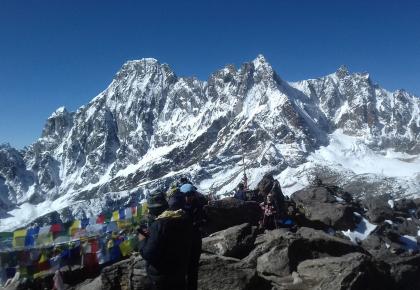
[260,193,278,230]
[179,177,192,186]
[234,183,247,201]
[139,190,192,290]
[179,183,207,290]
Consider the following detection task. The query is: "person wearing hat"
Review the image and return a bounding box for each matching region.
[178,184,207,290]
[234,183,247,201]
[139,190,192,290]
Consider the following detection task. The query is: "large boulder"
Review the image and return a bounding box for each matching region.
[361,233,391,259]
[129,256,153,290]
[385,254,420,290]
[391,217,419,236]
[394,198,417,214]
[202,223,257,259]
[101,258,133,290]
[291,186,357,230]
[362,195,394,223]
[247,227,365,278]
[101,255,152,290]
[257,245,292,278]
[198,254,271,290]
[203,198,262,234]
[362,221,419,258]
[297,253,394,290]
[291,186,337,204]
[257,173,284,198]
[298,202,356,230]
[72,277,102,290]
[240,228,292,268]
[257,173,285,200]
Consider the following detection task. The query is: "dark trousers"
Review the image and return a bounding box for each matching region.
[151,278,186,290]
[187,235,202,290]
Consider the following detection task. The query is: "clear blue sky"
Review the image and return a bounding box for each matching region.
[1,0,419,148]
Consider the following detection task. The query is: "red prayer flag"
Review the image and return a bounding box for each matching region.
[90,239,99,253]
[96,214,105,224]
[50,224,62,233]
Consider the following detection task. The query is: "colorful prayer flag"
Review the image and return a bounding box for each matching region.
[89,216,97,226]
[131,206,137,217]
[118,208,125,220]
[13,229,27,248]
[96,214,105,224]
[37,252,50,272]
[36,225,53,246]
[125,207,133,219]
[25,227,39,247]
[111,211,119,221]
[69,220,81,236]
[141,202,148,217]
[119,240,132,257]
[106,221,118,233]
[81,218,90,229]
[50,224,62,234]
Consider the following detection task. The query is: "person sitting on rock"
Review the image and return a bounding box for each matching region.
[139,190,193,290]
[234,183,247,201]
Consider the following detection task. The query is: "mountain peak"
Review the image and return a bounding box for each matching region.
[115,57,176,85]
[336,65,350,78]
[49,106,68,118]
[252,54,270,68]
[127,57,159,65]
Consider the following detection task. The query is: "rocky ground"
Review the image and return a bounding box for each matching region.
[6,176,420,290]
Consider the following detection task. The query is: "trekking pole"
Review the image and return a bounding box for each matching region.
[271,182,281,229]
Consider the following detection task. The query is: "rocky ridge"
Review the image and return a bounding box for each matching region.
[0,55,419,230]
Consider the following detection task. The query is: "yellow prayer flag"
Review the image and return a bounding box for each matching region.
[39,253,48,263]
[117,220,130,229]
[119,240,132,257]
[12,229,27,248]
[112,210,119,221]
[69,220,81,236]
[13,229,27,238]
[140,203,148,218]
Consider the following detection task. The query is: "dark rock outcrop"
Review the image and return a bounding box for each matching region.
[362,195,394,223]
[203,198,262,234]
[291,185,357,230]
[202,223,257,259]
[296,253,394,290]
[101,255,152,290]
[198,254,271,290]
[254,227,365,279]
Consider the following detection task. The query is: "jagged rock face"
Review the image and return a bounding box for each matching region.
[0,144,35,205]
[0,55,419,229]
[293,66,420,153]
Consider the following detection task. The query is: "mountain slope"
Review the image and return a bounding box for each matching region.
[0,55,419,230]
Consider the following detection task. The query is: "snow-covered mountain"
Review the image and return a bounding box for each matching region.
[0,55,419,230]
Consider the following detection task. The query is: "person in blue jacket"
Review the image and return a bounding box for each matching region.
[234,183,247,201]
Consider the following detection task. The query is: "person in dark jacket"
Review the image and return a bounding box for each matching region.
[139,190,193,290]
[179,183,207,290]
[234,183,247,201]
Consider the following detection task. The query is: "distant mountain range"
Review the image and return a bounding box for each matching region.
[1,55,419,230]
